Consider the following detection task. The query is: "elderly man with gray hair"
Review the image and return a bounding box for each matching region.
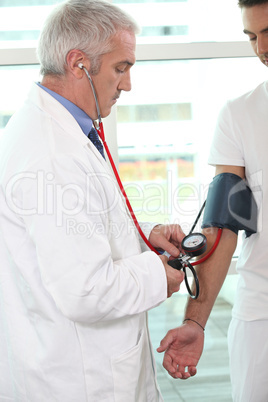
[0,0,187,401]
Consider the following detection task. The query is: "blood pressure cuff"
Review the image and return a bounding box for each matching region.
[202,173,257,237]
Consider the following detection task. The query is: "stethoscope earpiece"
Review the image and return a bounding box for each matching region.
[78,63,84,69]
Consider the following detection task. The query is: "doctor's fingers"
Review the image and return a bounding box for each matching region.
[164,264,184,297]
[149,224,185,256]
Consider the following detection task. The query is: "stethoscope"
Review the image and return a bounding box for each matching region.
[167,202,222,299]
[78,62,222,299]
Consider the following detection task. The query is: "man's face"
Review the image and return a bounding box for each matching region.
[242,3,268,67]
[90,30,136,118]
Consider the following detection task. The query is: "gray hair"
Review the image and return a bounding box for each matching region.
[37,0,140,76]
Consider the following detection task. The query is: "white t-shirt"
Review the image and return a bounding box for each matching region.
[208,80,268,321]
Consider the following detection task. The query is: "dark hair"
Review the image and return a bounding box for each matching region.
[238,0,268,7]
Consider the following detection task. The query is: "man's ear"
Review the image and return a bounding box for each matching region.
[66,49,90,78]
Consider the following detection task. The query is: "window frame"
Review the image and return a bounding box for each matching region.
[0,41,255,66]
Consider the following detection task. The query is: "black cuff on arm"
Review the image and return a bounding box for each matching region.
[201,173,258,238]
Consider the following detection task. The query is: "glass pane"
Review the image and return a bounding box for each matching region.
[115,0,245,44]
[0,65,40,132]
[117,57,267,235]
[1,0,246,48]
[0,1,62,48]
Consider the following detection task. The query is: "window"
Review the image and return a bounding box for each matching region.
[0,65,40,133]
[0,1,62,47]
[0,0,245,48]
[116,57,267,232]
[115,0,245,43]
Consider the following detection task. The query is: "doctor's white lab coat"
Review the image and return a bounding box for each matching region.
[0,83,167,401]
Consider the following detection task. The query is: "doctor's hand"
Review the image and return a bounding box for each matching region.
[149,224,185,258]
[157,323,204,379]
[159,254,184,298]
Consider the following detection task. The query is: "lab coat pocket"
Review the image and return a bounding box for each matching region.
[111,330,147,402]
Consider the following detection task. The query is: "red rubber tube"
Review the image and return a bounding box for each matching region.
[192,228,222,266]
[98,122,160,255]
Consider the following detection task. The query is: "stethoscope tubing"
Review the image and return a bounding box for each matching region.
[99,120,222,299]
[97,122,160,254]
[82,65,222,298]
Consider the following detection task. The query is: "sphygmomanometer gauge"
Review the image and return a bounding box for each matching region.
[182,233,207,257]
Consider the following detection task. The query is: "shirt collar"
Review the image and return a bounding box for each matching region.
[37,82,93,136]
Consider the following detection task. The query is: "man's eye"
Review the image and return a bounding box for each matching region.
[249,36,257,41]
[116,68,125,74]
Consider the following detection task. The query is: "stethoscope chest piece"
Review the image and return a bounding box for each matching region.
[168,232,207,299]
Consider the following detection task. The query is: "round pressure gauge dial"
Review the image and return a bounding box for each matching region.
[182,233,207,257]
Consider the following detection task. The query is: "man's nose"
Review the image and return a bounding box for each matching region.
[257,35,268,56]
[118,70,132,92]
